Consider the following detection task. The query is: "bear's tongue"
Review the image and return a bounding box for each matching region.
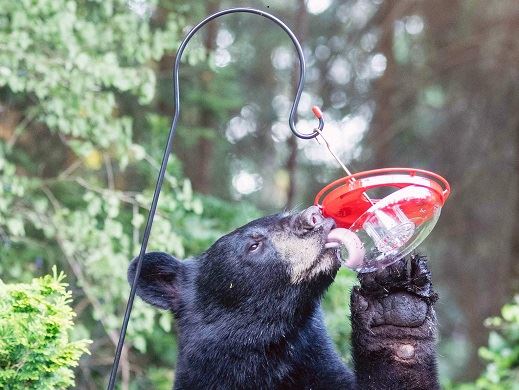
[325,228,351,249]
[325,228,366,269]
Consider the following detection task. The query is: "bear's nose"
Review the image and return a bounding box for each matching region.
[300,205,325,230]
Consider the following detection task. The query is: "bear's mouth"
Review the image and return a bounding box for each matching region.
[316,220,343,267]
[286,216,342,283]
[320,221,341,257]
[321,225,343,263]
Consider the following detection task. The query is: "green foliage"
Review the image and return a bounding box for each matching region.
[322,268,357,361]
[130,366,174,390]
[2,0,517,387]
[0,0,182,159]
[446,295,519,390]
[0,0,215,385]
[0,4,259,385]
[0,267,90,389]
[475,296,519,389]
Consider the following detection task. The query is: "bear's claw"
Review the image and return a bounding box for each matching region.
[357,254,437,303]
[351,253,437,335]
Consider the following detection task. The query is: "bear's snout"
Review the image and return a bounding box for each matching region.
[299,205,324,230]
[298,206,335,235]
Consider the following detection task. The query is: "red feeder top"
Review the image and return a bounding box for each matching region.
[314,168,451,229]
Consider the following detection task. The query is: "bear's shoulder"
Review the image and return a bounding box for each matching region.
[174,305,354,389]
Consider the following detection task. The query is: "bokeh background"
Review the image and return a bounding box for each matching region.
[1,0,518,388]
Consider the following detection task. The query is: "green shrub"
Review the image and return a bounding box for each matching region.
[446,295,519,390]
[0,267,90,389]
[475,295,519,389]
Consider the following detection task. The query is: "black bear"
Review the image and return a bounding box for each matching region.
[128,206,439,389]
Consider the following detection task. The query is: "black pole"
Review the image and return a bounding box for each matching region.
[107,7,324,389]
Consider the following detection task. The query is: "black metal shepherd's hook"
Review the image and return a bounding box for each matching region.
[107,7,324,389]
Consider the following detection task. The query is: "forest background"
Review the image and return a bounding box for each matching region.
[1,0,518,388]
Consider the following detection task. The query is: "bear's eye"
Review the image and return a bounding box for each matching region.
[248,242,261,252]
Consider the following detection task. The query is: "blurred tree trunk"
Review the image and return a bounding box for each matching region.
[420,0,519,380]
[421,0,488,380]
[509,115,519,291]
[191,0,219,194]
[368,0,397,168]
[286,0,308,208]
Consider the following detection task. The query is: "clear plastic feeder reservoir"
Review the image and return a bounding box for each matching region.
[315,168,450,273]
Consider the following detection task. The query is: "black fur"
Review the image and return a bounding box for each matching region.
[128,207,439,389]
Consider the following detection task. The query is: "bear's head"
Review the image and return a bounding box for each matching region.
[128,206,340,334]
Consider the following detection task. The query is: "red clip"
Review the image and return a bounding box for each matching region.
[312,106,323,119]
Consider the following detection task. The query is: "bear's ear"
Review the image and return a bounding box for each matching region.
[127,252,184,311]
